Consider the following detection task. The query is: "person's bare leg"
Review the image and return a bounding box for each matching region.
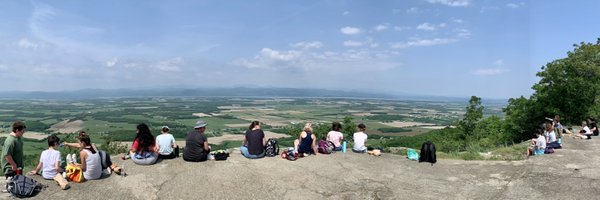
[53,174,69,190]
[293,139,300,153]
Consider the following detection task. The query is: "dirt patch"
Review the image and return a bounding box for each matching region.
[0,132,48,140]
[421,126,447,130]
[192,113,212,118]
[49,120,84,133]
[381,121,435,128]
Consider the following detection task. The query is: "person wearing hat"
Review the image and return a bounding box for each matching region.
[352,123,368,153]
[156,126,179,159]
[183,120,211,162]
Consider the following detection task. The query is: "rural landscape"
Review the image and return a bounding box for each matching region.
[0,93,507,170]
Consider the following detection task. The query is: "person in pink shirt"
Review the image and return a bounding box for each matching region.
[326,122,344,151]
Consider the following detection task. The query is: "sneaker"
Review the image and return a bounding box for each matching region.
[62,172,67,179]
[66,154,73,164]
[70,154,78,163]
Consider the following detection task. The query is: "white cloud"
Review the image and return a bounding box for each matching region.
[291,41,323,49]
[506,2,526,9]
[342,11,350,16]
[391,38,455,49]
[494,59,504,66]
[343,40,363,47]
[426,0,471,7]
[456,29,471,38]
[473,60,507,76]
[407,7,420,14]
[0,64,8,71]
[374,24,388,32]
[340,26,362,35]
[18,38,42,49]
[154,57,184,72]
[394,26,410,32]
[416,23,436,31]
[452,19,464,23]
[234,47,397,72]
[106,58,119,67]
[473,68,506,76]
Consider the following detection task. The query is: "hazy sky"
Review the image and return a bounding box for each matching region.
[0,1,598,99]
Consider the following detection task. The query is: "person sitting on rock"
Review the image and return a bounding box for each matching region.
[64,131,121,175]
[576,121,592,140]
[69,134,103,180]
[527,129,546,158]
[29,135,70,190]
[588,117,598,136]
[352,123,368,153]
[156,126,179,159]
[240,121,266,159]
[327,122,344,151]
[293,122,318,156]
[183,120,211,162]
[130,123,158,165]
[544,123,560,148]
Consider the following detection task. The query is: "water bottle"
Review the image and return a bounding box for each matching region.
[342,141,347,153]
[121,162,125,178]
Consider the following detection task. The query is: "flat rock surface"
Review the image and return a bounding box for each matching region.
[2,136,598,200]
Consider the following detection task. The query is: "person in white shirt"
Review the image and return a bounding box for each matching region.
[29,135,70,190]
[156,126,179,159]
[527,130,546,158]
[576,121,592,140]
[352,123,368,153]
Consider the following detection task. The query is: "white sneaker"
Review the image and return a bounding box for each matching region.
[70,154,78,163]
[66,154,73,164]
[62,172,67,179]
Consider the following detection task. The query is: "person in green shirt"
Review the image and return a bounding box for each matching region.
[2,121,26,179]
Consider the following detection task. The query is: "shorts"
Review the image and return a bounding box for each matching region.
[534,149,545,155]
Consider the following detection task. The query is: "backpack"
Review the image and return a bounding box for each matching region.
[407,148,419,161]
[213,150,230,161]
[280,150,298,161]
[6,175,44,198]
[419,141,437,165]
[264,138,279,157]
[317,140,335,154]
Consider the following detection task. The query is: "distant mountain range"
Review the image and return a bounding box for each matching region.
[0,87,508,103]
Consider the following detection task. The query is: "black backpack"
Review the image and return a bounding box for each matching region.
[265,138,279,157]
[6,175,44,198]
[419,141,437,165]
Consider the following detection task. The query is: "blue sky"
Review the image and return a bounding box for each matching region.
[0,0,598,99]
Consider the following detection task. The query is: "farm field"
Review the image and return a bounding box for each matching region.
[0,97,505,169]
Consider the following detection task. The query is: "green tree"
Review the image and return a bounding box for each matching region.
[342,116,357,140]
[459,96,484,140]
[505,38,600,140]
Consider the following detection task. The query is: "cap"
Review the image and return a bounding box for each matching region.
[194,120,207,129]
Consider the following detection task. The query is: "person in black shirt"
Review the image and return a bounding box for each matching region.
[588,117,599,136]
[240,121,266,159]
[183,121,211,162]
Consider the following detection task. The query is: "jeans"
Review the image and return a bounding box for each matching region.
[240,146,265,159]
[352,149,367,153]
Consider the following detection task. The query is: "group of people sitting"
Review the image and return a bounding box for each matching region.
[527,115,599,158]
[2,119,373,190]
[240,121,370,159]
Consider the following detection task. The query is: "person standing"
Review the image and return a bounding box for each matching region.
[240,121,266,159]
[2,121,26,180]
[183,121,211,162]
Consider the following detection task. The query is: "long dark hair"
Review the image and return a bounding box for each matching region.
[135,123,155,152]
[331,122,342,132]
[249,121,260,130]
